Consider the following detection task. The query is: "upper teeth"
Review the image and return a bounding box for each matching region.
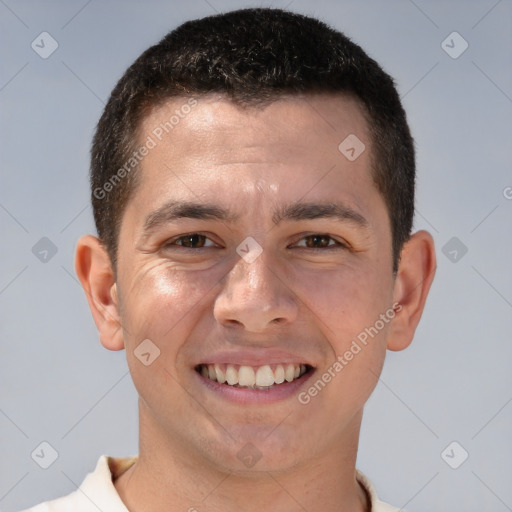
[199,363,307,388]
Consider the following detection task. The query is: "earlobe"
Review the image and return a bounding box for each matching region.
[387,230,436,351]
[74,235,125,351]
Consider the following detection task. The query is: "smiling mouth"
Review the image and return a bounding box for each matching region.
[195,363,313,390]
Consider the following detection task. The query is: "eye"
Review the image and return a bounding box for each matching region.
[166,233,218,249]
[164,233,347,251]
[292,234,347,250]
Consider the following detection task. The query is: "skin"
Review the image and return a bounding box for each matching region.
[76,93,436,512]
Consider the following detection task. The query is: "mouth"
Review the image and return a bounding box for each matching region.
[195,363,313,390]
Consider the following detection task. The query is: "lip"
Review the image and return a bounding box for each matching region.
[194,365,316,404]
[195,349,314,367]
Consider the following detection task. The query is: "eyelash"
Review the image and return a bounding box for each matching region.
[164,233,348,251]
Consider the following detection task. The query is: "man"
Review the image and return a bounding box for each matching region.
[23,7,435,512]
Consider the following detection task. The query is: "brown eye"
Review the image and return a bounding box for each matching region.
[294,234,343,249]
[169,234,216,249]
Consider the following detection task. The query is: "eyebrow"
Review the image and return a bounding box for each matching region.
[141,199,368,237]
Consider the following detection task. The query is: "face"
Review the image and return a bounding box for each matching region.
[110,94,400,471]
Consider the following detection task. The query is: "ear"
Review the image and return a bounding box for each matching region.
[387,230,436,351]
[74,235,124,351]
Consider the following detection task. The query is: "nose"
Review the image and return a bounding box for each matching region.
[213,250,299,333]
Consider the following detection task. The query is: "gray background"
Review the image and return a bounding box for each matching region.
[1,0,511,511]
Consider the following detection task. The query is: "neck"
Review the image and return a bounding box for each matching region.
[114,399,369,512]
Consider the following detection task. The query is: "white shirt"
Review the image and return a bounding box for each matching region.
[21,455,402,512]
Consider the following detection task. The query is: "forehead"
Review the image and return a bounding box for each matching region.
[125,93,380,227]
[139,93,370,156]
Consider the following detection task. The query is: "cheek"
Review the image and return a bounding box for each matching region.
[119,260,222,350]
[294,261,393,343]
[296,266,392,431]
[117,262,222,409]
[295,260,393,409]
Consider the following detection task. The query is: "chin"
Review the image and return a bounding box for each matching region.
[204,425,306,474]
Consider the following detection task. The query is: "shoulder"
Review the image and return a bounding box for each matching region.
[18,489,95,512]
[356,469,405,512]
[18,455,136,512]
